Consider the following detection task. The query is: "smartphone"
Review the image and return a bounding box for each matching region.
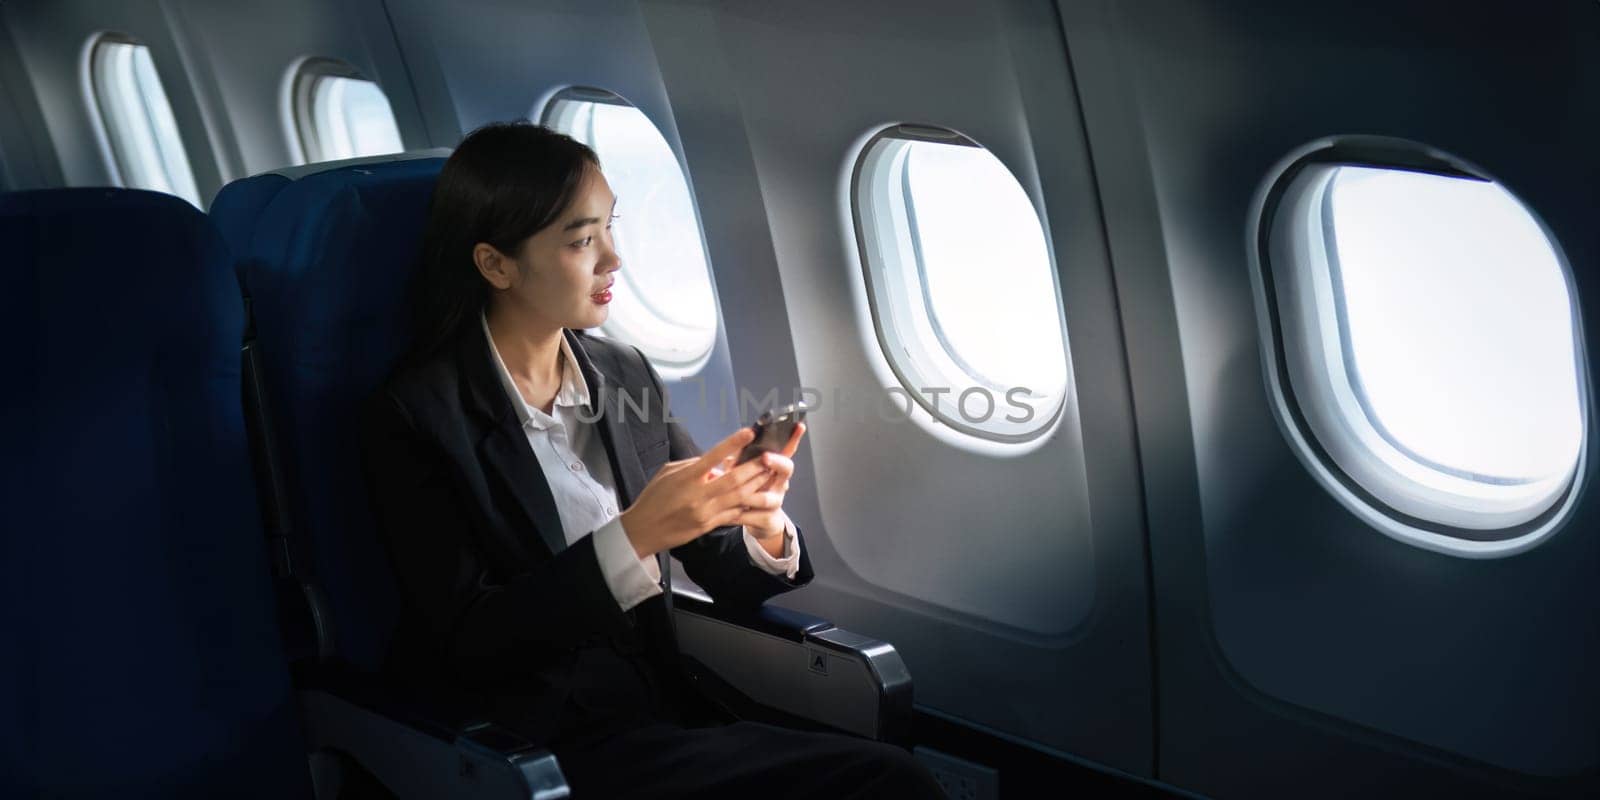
[736,401,809,465]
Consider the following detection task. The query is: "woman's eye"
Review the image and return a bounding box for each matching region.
[573,216,618,247]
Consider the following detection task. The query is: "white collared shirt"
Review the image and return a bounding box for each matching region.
[481,314,800,612]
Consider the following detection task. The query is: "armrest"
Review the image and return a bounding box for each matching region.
[671,587,913,744]
[296,670,569,800]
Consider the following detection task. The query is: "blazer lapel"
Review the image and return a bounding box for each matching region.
[461,327,572,558]
[460,326,653,560]
[565,329,648,509]
[479,424,571,557]
[567,330,674,597]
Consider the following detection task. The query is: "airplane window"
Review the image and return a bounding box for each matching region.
[852,125,1070,442]
[542,88,719,377]
[292,64,402,164]
[1265,159,1586,551]
[87,35,200,206]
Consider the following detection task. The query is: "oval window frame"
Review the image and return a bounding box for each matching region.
[1251,136,1592,557]
[849,123,1073,445]
[287,58,401,165]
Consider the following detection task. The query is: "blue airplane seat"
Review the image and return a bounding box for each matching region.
[0,188,314,798]
[239,156,446,673]
[213,152,457,662]
[210,150,453,275]
[210,173,292,258]
[227,156,575,797]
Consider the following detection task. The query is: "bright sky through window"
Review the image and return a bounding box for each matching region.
[853,129,1071,442]
[1265,155,1587,548]
[308,76,402,162]
[90,39,200,206]
[1328,166,1581,485]
[903,141,1066,396]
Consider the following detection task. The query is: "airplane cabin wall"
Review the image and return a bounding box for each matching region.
[0,12,62,191]
[1,1,225,201]
[633,0,1156,777]
[0,0,429,208]
[1,0,1596,797]
[153,0,429,186]
[1059,0,1599,796]
[0,16,18,190]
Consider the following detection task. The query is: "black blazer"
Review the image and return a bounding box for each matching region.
[358,324,814,733]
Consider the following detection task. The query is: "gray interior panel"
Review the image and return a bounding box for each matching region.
[641,0,1154,774]
[0,0,423,207]
[1,0,221,196]
[0,13,62,190]
[156,0,427,184]
[1060,0,1599,794]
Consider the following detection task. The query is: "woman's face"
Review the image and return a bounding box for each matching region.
[481,164,621,332]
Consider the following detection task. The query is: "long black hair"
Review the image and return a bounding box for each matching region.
[409,120,600,358]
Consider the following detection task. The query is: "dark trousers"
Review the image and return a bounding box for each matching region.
[543,646,946,799]
[549,716,945,799]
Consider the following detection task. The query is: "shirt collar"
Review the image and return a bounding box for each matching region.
[480,312,591,430]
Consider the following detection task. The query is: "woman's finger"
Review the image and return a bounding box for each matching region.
[703,453,738,481]
[739,485,783,510]
[738,465,775,493]
[779,421,806,458]
[710,474,782,514]
[698,504,745,535]
[701,466,769,515]
[734,452,790,494]
[695,428,756,474]
[760,452,793,480]
[708,452,772,492]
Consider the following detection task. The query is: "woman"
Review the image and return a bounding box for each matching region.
[359,121,942,798]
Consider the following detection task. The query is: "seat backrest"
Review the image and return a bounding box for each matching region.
[210,149,451,260]
[210,173,292,257]
[238,157,446,671]
[0,188,312,798]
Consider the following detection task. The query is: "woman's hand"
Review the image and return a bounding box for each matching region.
[619,425,803,559]
[722,421,805,541]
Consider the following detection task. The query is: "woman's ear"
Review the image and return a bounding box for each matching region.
[472,242,515,290]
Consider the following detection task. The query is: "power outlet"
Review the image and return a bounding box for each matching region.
[913,746,999,800]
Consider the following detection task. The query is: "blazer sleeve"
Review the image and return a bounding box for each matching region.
[632,346,816,608]
[359,388,635,686]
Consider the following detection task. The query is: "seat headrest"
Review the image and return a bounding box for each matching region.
[210,148,452,267]
[211,174,292,259]
[241,155,445,309]
[265,147,454,181]
[1,188,238,334]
